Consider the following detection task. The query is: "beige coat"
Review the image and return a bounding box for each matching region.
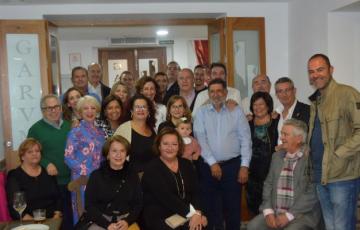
[308,79,360,184]
[114,120,132,143]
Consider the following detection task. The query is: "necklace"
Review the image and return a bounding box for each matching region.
[161,157,186,199]
[171,169,185,199]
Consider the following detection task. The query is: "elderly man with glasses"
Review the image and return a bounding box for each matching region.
[27,94,73,230]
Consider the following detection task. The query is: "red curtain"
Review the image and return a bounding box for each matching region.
[194,40,209,65]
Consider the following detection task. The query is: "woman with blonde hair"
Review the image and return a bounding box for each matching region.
[110,81,129,106]
[65,95,105,223]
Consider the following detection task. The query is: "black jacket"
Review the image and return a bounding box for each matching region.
[85,161,142,228]
[163,82,180,105]
[100,82,111,100]
[142,157,200,230]
[292,101,310,125]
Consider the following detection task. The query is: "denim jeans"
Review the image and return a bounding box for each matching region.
[316,178,360,230]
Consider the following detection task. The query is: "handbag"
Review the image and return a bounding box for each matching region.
[165,214,188,229]
[74,212,93,230]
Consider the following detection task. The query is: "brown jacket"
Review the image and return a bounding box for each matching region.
[308,79,360,184]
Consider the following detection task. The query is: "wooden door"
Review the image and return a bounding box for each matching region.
[98,47,167,87]
[98,48,136,87]
[0,20,53,170]
[137,47,167,78]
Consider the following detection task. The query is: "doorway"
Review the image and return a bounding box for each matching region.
[98,47,167,86]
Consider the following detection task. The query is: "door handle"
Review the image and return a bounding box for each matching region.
[5,141,12,147]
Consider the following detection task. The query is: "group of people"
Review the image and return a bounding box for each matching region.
[4,53,360,230]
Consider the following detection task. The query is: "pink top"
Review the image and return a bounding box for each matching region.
[182,137,201,161]
[0,171,11,221]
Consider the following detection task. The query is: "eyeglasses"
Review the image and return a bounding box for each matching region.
[276,88,294,95]
[41,105,61,112]
[171,104,184,110]
[134,105,148,111]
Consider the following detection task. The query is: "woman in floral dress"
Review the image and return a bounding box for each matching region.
[65,95,105,224]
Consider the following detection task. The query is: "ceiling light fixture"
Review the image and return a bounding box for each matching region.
[156,30,168,36]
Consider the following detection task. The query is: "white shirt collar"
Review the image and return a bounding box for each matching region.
[285,150,303,159]
[277,100,298,144]
[278,100,297,117]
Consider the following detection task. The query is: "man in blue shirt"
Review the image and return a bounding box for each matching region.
[194,78,252,230]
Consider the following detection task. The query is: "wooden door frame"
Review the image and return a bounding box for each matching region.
[207,17,266,87]
[225,17,266,87]
[0,20,52,170]
[47,21,62,95]
[208,18,226,64]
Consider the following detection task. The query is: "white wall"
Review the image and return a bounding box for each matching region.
[59,40,105,91]
[288,0,360,103]
[328,12,360,91]
[288,0,328,103]
[60,40,104,75]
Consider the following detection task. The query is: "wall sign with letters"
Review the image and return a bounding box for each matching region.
[6,34,42,149]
